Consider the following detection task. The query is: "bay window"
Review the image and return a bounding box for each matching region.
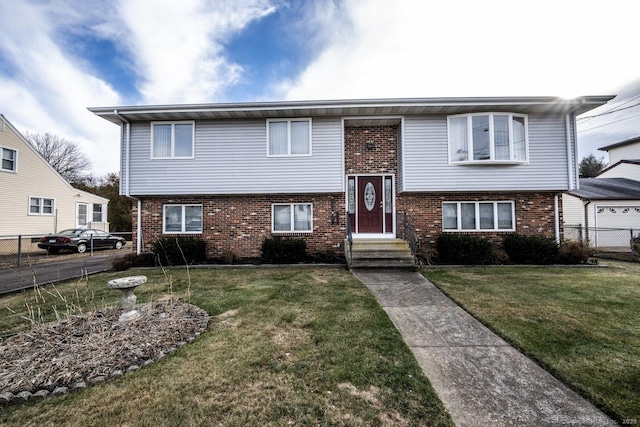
[443,201,515,231]
[448,113,527,163]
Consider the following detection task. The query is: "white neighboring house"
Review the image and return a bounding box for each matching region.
[0,114,109,236]
[563,135,640,247]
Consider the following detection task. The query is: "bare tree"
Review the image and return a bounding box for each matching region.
[24,132,92,183]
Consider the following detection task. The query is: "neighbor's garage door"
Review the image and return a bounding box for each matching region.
[595,206,640,247]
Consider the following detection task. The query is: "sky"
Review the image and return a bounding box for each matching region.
[1,0,639,177]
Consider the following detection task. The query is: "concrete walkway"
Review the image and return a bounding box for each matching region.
[352,269,615,427]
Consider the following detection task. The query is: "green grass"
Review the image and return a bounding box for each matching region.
[423,261,640,424]
[0,267,453,426]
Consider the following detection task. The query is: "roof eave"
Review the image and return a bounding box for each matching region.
[88,95,615,125]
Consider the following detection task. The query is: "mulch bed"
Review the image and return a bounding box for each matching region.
[0,300,209,402]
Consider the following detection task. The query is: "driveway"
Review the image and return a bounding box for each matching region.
[0,250,129,295]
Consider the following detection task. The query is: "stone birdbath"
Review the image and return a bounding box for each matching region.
[107,275,147,322]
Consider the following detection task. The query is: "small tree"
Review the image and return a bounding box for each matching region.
[579,153,608,178]
[24,132,92,183]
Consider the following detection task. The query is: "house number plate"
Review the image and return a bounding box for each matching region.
[364,182,375,211]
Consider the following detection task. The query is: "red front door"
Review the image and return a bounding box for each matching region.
[357,177,383,233]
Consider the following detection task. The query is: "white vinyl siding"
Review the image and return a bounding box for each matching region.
[29,197,54,215]
[127,118,342,195]
[447,113,528,163]
[272,203,312,233]
[402,114,570,192]
[163,204,203,234]
[267,118,311,156]
[151,122,194,159]
[443,201,515,231]
[2,146,16,172]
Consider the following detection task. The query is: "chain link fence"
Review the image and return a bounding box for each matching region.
[0,233,133,267]
[564,224,639,261]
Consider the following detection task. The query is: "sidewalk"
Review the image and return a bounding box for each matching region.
[352,269,615,427]
[0,252,126,295]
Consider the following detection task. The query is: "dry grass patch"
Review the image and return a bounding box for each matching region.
[1,267,453,426]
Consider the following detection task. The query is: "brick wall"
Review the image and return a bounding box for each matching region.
[132,194,346,259]
[397,191,563,248]
[344,125,398,175]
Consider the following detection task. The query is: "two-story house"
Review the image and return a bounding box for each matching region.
[90,96,612,262]
[0,114,109,237]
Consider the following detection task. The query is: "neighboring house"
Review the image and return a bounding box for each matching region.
[0,114,109,236]
[89,96,612,259]
[596,136,640,181]
[563,134,640,247]
[564,178,640,246]
[598,135,640,165]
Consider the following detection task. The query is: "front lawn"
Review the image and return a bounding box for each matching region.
[0,267,453,426]
[423,262,640,424]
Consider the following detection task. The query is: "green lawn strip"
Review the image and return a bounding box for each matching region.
[423,263,640,424]
[1,267,453,426]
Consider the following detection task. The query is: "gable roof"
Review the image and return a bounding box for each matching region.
[569,178,640,200]
[89,96,614,125]
[0,114,108,203]
[597,159,640,176]
[598,135,640,152]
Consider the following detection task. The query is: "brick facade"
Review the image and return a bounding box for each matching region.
[397,191,563,249]
[133,123,563,259]
[344,125,399,175]
[132,194,346,259]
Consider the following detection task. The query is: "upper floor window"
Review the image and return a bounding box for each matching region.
[163,204,202,233]
[267,119,311,156]
[29,197,54,215]
[443,201,515,231]
[151,121,194,159]
[2,147,16,172]
[448,113,527,163]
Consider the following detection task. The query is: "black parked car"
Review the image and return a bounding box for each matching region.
[38,228,126,254]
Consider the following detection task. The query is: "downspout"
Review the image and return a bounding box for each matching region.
[583,200,591,244]
[113,110,142,254]
[565,113,575,190]
[112,110,131,197]
[565,100,584,191]
[554,194,560,243]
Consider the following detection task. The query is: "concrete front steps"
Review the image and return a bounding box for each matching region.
[345,238,416,270]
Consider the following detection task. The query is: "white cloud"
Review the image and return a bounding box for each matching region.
[117,0,277,104]
[0,1,122,176]
[281,0,640,100]
[0,0,280,176]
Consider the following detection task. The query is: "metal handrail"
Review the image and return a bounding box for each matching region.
[345,211,353,264]
[399,211,422,263]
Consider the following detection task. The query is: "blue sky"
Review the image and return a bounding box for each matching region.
[1,0,639,176]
